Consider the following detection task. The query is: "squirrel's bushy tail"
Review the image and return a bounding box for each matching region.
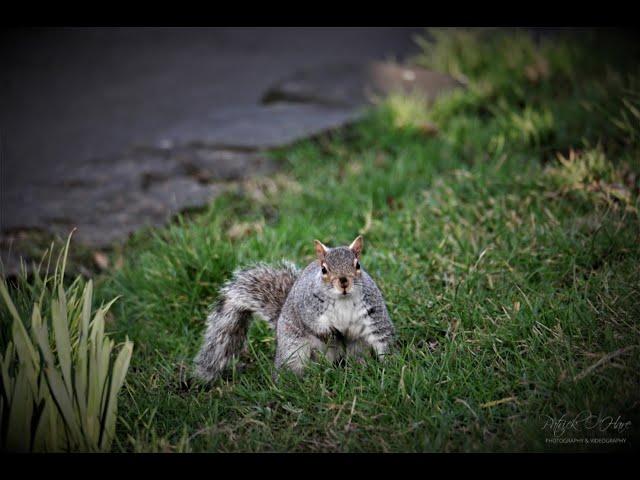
[194,261,299,382]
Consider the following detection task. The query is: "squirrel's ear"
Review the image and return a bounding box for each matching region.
[314,239,328,262]
[349,235,363,258]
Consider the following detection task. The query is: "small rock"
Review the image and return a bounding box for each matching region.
[93,251,110,270]
[262,61,464,108]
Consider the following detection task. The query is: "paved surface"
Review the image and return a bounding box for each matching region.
[0,27,437,272]
[1,28,422,193]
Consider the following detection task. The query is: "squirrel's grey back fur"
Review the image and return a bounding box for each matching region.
[194,237,394,382]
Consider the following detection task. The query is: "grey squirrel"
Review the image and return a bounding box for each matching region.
[194,235,395,381]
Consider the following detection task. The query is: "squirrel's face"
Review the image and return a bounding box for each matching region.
[314,235,363,297]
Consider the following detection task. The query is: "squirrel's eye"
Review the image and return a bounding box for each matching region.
[355,261,360,270]
[321,266,328,275]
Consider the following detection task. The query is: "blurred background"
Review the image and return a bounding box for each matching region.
[1,27,436,273]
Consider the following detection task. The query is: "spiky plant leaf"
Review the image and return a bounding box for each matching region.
[0,233,133,452]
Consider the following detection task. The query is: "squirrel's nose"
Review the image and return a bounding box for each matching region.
[339,277,348,286]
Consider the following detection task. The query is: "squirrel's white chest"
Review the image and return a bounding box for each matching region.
[316,297,366,337]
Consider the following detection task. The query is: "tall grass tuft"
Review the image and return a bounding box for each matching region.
[0,233,133,452]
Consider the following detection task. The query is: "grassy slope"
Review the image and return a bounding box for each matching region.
[101,29,640,452]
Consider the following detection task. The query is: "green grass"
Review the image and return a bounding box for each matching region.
[19,29,640,452]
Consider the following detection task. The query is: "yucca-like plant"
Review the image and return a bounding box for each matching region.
[0,233,133,452]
